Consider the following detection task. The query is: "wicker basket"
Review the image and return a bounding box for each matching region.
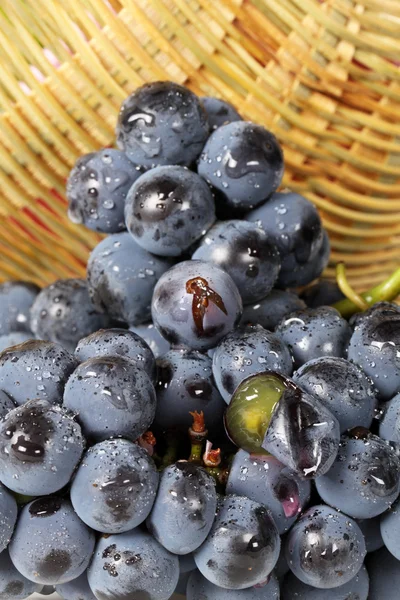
[0,0,399,289]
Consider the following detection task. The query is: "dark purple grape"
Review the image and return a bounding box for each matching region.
[125,165,215,257]
[192,220,280,304]
[116,81,209,168]
[240,289,306,331]
[0,281,39,335]
[198,121,284,211]
[66,148,142,233]
[201,96,242,131]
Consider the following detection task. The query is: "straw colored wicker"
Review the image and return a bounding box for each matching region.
[0,0,399,289]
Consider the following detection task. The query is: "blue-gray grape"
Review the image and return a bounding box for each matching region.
[147,462,217,555]
[116,81,209,168]
[226,449,310,534]
[66,148,142,233]
[367,547,400,600]
[151,260,242,351]
[70,439,159,534]
[9,497,95,585]
[154,348,226,437]
[75,328,156,382]
[0,390,15,420]
[347,303,400,401]
[129,322,170,358]
[281,565,369,600]
[301,280,345,308]
[192,220,280,304]
[356,516,384,553]
[56,571,96,600]
[63,356,156,443]
[293,357,377,433]
[0,340,76,406]
[316,429,400,519]
[285,505,366,589]
[201,96,242,131]
[0,332,32,353]
[0,281,39,335]
[187,569,280,599]
[125,165,215,257]
[240,289,306,330]
[0,550,42,600]
[30,279,110,352]
[263,384,340,479]
[212,325,293,404]
[275,307,352,369]
[194,494,280,590]
[0,483,17,553]
[198,121,284,211]
[87,232,173,326]
[380,392,400,443]
[0,399,84,496]
[380,499,400,559]
[87,529,179,600]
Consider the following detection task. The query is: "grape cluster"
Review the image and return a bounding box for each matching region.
[0,80,399,600]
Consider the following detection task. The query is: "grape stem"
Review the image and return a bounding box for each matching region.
[333,266,400,318]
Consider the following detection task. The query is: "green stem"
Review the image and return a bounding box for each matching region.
[333,267,400,319]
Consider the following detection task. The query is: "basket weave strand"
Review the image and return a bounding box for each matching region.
[0,0,399,288]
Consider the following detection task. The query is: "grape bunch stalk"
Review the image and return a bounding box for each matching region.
[0,80,399,600]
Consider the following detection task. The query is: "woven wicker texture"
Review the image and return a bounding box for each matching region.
[0,0,399,288]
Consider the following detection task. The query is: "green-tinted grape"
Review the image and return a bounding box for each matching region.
[225,371,291,453]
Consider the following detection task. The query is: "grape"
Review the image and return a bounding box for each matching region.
[87,529,179,600]
[0,391,15,420]
[0,483,17,553]
[275,307,352,369]
[147,462,217,555]
[380,499,400,559]
[0,399,84,496]
[356,516,384,553]
[247,191,325,286]
[87,232,173,327]
[285,505,366,589]
[151,260,242,351]
[367,547,400,600]
[0,550,42,600]
[154,348,226,437]
[56,571,96,600]
[380,392,400,443]
[224,371,290,454]
[263,384,340,479]
[38,586,55,596]
[281,565,369,600]
[0,281,39,335]
[129,323,170,358]
[63,356,156,443]
[226,449,310,533]
[75,328,156,382]
[66,148,142,233]
[198,121,284,212]
[187,569,280,599]
[301,280,345,308]
[9,497,95,585]
[125,165,216,257]
[0,340,76,406]
[201,96,242,131]
[116,81,209,168]
[192,220,280,304]
[70,439,158,534]
[194,494,280,589]
[316,429,400,519]
[277,230,330,289]
[293,357,377,433]
[30,279,110,352]
[275,540,290,581]
[0,332,32,353]
[212,325,293,404]
[347,302,400,401]
[240,289,306,331]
